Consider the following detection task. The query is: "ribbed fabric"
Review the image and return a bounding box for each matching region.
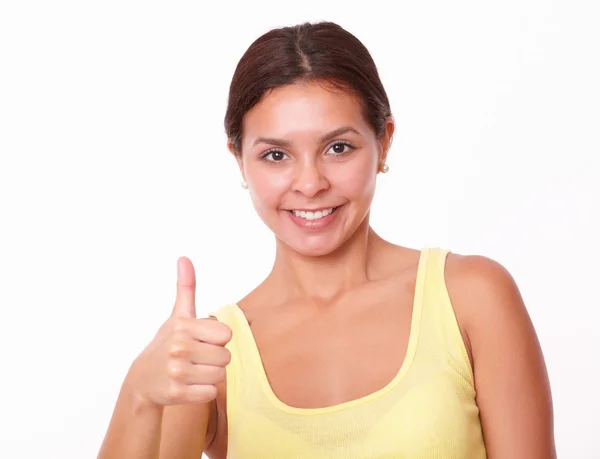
[209,248,487,458]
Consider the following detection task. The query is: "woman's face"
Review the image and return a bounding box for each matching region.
[234,81,393,257]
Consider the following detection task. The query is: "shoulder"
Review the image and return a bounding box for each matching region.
[442,251,533,359]
[442,250,544,371]
[444,252,524,317]
[442,251,556,456]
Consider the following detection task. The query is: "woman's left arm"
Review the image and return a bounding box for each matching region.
[446,254,557,459]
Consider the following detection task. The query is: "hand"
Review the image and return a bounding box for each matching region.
[128,257,232,407]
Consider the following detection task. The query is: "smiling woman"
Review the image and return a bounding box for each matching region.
[98,21,556,459]
[231,81,392,256]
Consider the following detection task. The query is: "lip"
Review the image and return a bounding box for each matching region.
[284,205,342,231]
[284,206,339,212]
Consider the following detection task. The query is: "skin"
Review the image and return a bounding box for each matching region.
[98,258,231,459]
[98,79,556,459]
[206,81,556,458]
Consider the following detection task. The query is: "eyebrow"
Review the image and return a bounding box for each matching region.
[252,126,361,148]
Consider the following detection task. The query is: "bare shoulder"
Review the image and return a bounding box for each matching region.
[444,252,519,296]
[443,252,524,324]
[444,252,556,458]
[437,252,522,365]
[443,251,538,368]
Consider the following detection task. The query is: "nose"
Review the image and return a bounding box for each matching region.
[292,157,330,198]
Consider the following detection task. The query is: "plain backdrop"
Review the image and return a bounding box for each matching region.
[0,1,598,458]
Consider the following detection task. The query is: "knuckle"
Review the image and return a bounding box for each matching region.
[166,384,185,403]
[168,341,188,359]
[172,318,188,333]
[167,361,186,380]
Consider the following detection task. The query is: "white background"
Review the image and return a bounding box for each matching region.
[1,1,598,458]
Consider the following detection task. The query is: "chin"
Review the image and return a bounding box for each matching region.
[293,243,337,257]
[278,233,345,257]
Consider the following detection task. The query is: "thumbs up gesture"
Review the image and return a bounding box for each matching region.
[128,257,232,407]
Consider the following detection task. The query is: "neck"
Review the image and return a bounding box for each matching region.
[267,217,385,304]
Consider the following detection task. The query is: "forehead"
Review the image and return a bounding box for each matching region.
[241,82,370,142]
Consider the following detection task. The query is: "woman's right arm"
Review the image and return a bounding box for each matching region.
[159,400,213,459]
[97,257,231,459]
[97,366,214,459]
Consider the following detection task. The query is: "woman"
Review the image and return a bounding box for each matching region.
[98,21,556,458]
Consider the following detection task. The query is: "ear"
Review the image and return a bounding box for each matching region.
[378,117,395,167]
[228,139,245,178]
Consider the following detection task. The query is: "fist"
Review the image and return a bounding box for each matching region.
[130,257,232,406]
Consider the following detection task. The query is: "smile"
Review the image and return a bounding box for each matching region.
[288,207,339,221]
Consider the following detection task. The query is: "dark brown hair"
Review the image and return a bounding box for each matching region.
[224,21,392,155]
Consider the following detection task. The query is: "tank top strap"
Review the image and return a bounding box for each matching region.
[208,303,267,410]
[414,248,475,390]
[208,304,241,399]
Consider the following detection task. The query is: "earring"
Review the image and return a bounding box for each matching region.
[380,162,390,173]
[241,179,248,189]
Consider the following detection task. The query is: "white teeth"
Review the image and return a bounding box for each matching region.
[292,207,335,220]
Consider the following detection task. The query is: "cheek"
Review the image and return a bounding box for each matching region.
[332,155,378,198]
[248,167,292,209]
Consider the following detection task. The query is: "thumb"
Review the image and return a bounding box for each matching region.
[172,256,196,318]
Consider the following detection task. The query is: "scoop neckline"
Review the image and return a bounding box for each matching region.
[229,248,429,416]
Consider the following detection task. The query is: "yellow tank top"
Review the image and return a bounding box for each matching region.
[209,248,487,458]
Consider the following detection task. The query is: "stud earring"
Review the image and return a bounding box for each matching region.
[380,162,390,173]
[241,179,248,189]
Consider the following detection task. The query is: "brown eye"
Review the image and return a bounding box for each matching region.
[333,144,345,154]
[262,150,289,162]
[327,142,353,156]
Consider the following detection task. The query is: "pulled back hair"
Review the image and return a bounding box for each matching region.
[224,21,392,155]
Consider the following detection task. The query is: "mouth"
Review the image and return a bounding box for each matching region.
[285,206,340,221]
